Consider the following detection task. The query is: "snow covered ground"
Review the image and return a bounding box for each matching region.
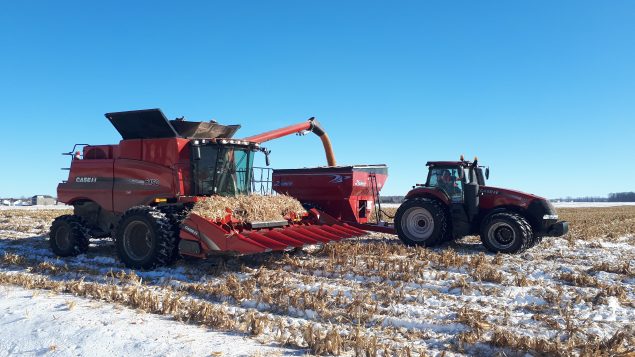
[0,285,295,357]
[0,207,633,356]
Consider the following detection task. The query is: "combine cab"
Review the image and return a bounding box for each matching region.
[51,109,368,269]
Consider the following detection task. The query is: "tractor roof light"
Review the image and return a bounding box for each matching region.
[193,140,200,145]
[221,139,228,144]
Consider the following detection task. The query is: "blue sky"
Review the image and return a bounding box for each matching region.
[0,1,633,198]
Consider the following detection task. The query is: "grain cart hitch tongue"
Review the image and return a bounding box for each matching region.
[53,109,366,269]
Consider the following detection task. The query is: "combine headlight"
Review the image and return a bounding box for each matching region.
[201,139,207,144]
[543,214,559,220]
[229,140,235,144]
[193,140,200,145]
[221,139,228,144]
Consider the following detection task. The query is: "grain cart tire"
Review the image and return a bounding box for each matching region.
[480,212,533,254]
[115,206,177,269]
[49,215,90,257]
[395,198,448,247]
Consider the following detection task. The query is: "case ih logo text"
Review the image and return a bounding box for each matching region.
[75,177,97,183]
[183,225,199,236]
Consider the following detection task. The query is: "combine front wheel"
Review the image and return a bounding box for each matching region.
[114,206,177,269]
[394,198,448,247]
[480,212,533,254]
[49,215,90,257]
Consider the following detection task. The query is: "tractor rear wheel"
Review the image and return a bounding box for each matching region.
[480,212,533,254]
[114,206,177,269]
[49,215,90,257]
[395,198,448,247]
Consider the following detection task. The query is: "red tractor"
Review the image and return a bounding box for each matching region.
[392,157,569,253]
[51,109,370,269]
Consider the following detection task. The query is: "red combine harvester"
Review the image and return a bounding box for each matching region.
[52,109,374,269]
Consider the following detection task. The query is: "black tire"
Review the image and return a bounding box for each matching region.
[394,198,448,247]
[480,212,533,254]
[114,206,177,269]
[49,215,90,257]
[158,205,189,263]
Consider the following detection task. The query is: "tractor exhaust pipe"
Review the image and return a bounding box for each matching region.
[242,117,337,167]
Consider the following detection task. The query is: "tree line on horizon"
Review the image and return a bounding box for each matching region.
[380,192,635,203]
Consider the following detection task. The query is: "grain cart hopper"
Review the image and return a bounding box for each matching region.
[51,109,367,269]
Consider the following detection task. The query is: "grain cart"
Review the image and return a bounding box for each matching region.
[51,109,368,269]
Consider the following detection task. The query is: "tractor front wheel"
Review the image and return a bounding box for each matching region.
[395,198,448,247]
[114,206,177,269]
[480,212,533,254]
[49,215,90,257]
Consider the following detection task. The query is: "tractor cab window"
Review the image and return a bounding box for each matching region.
[428,167,464,203]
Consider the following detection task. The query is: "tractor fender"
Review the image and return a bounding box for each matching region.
[404,187,450,207]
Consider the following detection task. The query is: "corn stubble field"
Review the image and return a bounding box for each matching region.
[0,206,634,356]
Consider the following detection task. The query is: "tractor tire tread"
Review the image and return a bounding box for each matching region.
[480,212,533,254]
[395,197,448,247]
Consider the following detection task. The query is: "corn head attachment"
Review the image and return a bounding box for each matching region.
[178,208,367,257]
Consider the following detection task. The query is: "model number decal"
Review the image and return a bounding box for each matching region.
[481,189,499,195]
[144,178,160,186]
[76,177,97,183]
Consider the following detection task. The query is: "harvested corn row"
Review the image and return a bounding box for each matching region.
[190,194,306,222]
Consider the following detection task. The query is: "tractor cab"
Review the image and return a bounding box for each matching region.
[397,155,568,253]
[423,157,489,205]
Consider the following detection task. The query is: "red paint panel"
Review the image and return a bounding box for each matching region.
[113,159,176,213]
[57,159,114,211]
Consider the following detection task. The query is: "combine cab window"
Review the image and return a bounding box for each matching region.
[428,167,464,203]
[215,149,253,196]
[192,144,254,196]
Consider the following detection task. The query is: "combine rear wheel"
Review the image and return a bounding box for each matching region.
[114,206,177,269]
[49,215,90,257]
[394,198,448,247]
[480,212,533,254]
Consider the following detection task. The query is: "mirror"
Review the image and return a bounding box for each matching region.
[485,167,490,180]
[263,148,271,166]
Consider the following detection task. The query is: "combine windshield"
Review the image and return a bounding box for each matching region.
[192,144,254,196]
